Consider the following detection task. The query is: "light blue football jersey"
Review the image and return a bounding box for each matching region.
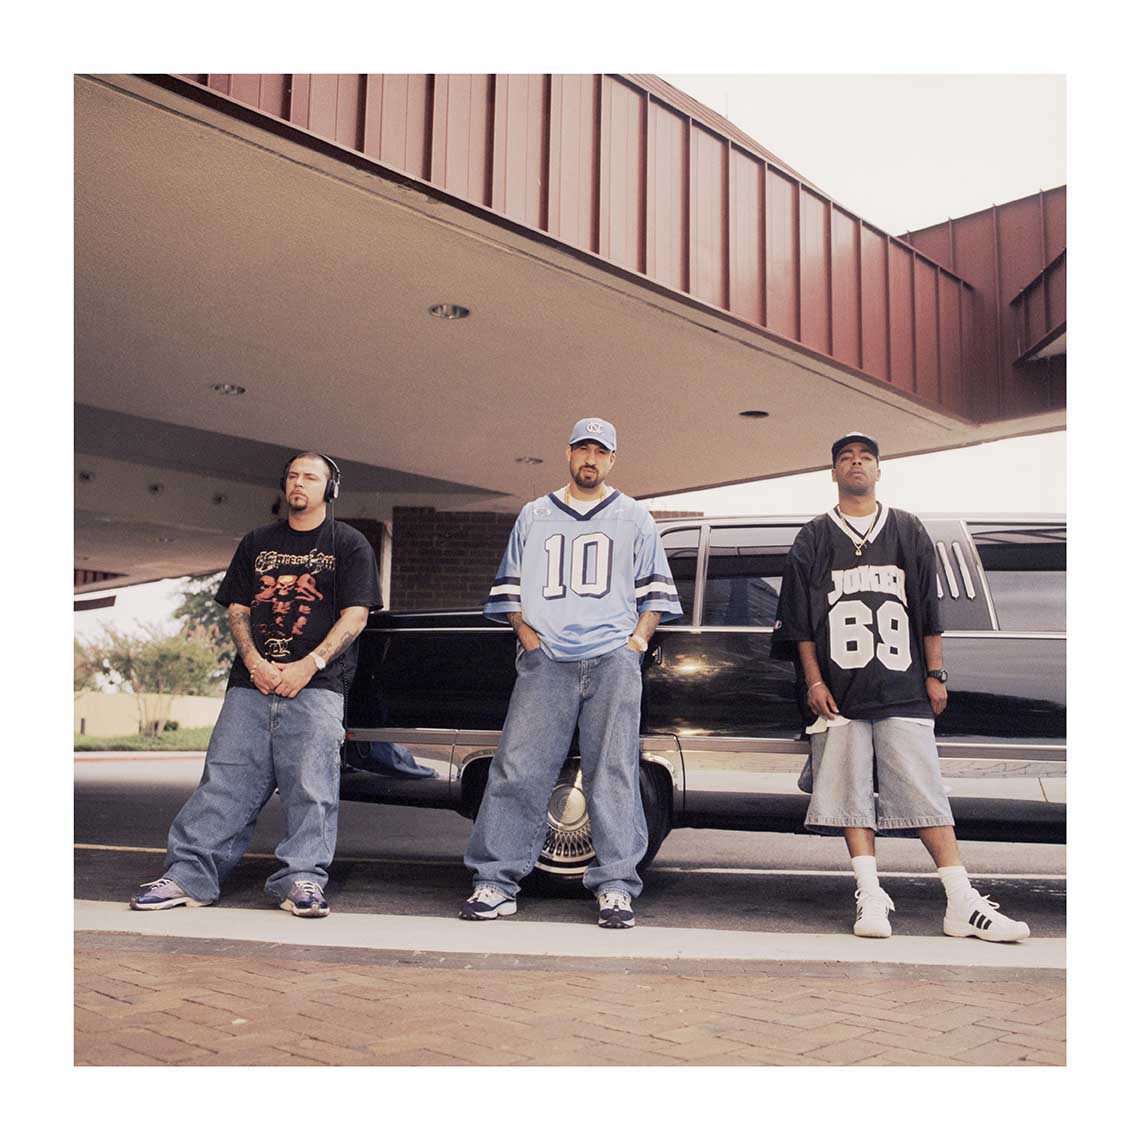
[484,488,683,661]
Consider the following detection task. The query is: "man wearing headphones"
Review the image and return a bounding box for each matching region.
[130,452,381,917]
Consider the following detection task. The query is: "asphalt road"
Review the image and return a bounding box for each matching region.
[76,756,1066,938]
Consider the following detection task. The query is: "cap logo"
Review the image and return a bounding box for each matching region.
[586,421,603,433]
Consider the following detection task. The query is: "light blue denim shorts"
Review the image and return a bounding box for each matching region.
[804,717,954,836]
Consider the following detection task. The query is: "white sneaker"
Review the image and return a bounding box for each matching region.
[944,890,1031,942]
[459,884,517,920]
[853,888,894,938]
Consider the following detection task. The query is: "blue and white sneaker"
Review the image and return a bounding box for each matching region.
[280,880,330,918]
[459,884,517,920]
[597,889,635,929]
[129,877,206,911]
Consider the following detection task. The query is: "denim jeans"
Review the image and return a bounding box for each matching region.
[163,686,345,902]
[464,644,648,898]
[805,717,955,837]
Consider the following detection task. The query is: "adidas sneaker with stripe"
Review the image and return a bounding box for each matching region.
[944,890,1031,942]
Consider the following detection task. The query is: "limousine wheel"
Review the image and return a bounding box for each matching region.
[527,760,672,894]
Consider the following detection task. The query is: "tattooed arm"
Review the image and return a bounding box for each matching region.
[272,606,371,698]
[507,610,542,651]
[228,604,282,695]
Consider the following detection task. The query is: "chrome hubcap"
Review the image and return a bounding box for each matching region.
[540,763,596,872]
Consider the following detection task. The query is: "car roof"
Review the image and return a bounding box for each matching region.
[654,511,1066,528]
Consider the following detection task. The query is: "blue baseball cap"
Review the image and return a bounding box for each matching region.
[569,417,617,452]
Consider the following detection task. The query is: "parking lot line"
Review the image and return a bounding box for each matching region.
[74,899,1065,970]
[76,843,1066,881]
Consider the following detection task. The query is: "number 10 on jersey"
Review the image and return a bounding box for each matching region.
[543,532,614,599]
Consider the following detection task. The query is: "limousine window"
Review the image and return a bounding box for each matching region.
[661,527,700,621]
[703,526,801,627]
[967,524,1066,632]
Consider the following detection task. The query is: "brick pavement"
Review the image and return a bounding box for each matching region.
[75,932,1064,1066]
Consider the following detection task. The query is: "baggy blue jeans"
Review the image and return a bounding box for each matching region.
[163,686,345,903]
[464,644,648,898]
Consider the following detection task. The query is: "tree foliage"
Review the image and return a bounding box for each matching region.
[173,572,233,677]
[76,624,222,736]
[74,638,102,692]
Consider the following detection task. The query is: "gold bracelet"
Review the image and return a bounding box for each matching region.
[808,680,825,691]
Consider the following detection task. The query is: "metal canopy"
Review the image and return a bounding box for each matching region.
[74,75,1064,589]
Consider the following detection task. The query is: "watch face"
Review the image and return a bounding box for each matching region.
[928,669,948,682]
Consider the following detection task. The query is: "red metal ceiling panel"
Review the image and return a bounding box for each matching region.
[938,272,964,414]
[831,209,860,369]
[548,75,599,252]
[728,149,763,325]
[690,124,728,310]
[431,75,493,206]
[914,257,940,404]
[914,211,999,419]
[600,77,646,272]
[888,243,916,393]
[765,168,798,341]
[492,74,547,229]
[160,73,1027,428]
[1045,256,1065,338]
[1043,186,1066,263]
[256,75,291,121]
[288,74,312,129]
[374,75,431,179]
[859,228,889,381]
[799,190,830,354]
[304,75,338,143]
[646,99,687,291]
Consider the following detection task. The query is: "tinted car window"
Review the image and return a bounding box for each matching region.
[968,524,1066,632]
[703,526,801,627]
[661,527,700,621]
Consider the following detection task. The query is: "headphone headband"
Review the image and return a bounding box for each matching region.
[280,452,341,501]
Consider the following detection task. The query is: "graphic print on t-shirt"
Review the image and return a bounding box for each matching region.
[825,562,912,674]
[771,506,943,720]
[250,547,337,662]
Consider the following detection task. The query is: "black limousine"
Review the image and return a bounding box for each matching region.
[342,514,1065,885]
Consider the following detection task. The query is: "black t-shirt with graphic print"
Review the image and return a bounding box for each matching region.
[215,518,382,694]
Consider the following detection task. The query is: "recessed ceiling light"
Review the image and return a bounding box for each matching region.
[210,382,247,395]
[428,303,470,320]
[515,456,543,465]
[739,410,770,418]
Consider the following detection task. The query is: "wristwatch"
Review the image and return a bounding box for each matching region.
[926,668,948,683]
[310,652,328,671]
[629,633,648,653]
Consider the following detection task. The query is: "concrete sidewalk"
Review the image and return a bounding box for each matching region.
[75,924,1065,1067]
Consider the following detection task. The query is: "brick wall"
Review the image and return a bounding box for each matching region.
[389,505,702,612]
[389,507,516,611]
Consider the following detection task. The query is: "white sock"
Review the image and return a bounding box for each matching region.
[851,855,880,894]
[938,864,974,901]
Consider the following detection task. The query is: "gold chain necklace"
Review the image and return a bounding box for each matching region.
[833,503,882,558]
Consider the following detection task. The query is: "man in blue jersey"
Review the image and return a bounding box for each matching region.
[460,418,683,928]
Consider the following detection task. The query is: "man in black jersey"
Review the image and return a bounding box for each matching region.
[130,453,381,918]
[772,433,1030,942]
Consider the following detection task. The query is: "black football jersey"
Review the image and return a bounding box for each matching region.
[772,505,943,720]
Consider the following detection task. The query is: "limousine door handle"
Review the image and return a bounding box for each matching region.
[650,645,663,666]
